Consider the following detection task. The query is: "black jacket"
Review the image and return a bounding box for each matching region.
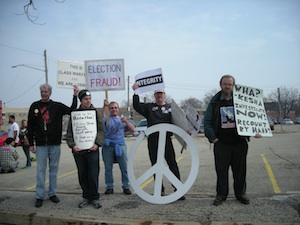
[27,96,77,146]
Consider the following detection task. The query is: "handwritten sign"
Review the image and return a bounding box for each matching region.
[85,59,125,91]
[134,68,165,94]
[57,61,86,89]
[71,110,97,149]
[234,84,272,137]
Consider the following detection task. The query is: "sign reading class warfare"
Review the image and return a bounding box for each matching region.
[85,59,125,91]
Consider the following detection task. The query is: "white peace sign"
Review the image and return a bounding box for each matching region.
[128,123,199,204]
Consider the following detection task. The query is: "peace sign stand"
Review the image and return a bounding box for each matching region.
[128,124,200,204]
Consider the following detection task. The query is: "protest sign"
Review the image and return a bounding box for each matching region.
[233,84,272,137]
[71,110,97,149]
[57,61,86,89]
[85,59,125,91]
[134,68,165,94]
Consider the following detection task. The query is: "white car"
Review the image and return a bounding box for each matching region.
[133,119,147,137]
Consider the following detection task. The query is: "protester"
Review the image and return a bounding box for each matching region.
[0,138,19,173]
[132,84,185,200]
[204,74,261,206]
[19,119,31,169]
[27,84,79,208]
[101,99,135,195]
[8,115,19,147]
[66,89,105,209]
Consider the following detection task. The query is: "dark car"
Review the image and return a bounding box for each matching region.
[124,119,136,137]
[294,117,300,124]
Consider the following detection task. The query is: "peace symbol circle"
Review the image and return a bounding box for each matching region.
[128,123,199,204]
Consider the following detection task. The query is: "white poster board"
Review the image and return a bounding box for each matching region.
[57,61,86,89]
[134,68,165,94]
[71,110,97,149]
[233,84,273,137]
[85,59,125,91]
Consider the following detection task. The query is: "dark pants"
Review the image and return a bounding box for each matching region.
[148,132,180,191]
[213,139,248,198]
[73,150,100,200]
[22,144,31,167]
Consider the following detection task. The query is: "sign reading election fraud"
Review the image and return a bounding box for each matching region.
[233,84,272,137]
[134,68,165,94]
[57,61,86,89]
[85,59,125,91]
[71,110,97,150]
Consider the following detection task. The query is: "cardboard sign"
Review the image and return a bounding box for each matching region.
[71,110,97,149]
[57,61,86,89]
[85,59,125,91]
[233,84,272,137]
[134,68,165,94]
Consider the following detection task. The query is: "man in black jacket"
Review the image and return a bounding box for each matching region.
[204,75,261,206]
[27,84,79,207]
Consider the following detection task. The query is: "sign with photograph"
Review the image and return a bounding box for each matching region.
[85,59,125,91]
[233,84,272,137]
[57,61,86,89]
[71,110,97,149]
[134,68,165,94]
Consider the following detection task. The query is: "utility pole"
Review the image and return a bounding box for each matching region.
[127,76,131,118]
[277,87,283,131]
[44,50,48,84]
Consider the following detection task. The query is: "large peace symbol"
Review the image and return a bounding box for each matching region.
[128,123,199,204]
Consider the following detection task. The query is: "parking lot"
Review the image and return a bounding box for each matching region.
[0,124,299,224]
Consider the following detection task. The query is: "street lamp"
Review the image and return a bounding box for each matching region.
[11,50,49,84]
[11,64,48,84]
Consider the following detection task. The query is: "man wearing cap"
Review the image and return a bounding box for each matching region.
[132,84,185,200]
[27,84,79,208]
[66,90,105,208]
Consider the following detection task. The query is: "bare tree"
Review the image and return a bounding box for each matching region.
[268,87,299,118]
[179,98,203,111]
[19,0,65,25]
[203,89,219,108]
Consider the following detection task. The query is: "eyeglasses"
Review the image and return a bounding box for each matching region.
[110,107,118,109]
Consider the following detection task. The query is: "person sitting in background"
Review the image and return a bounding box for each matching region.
[0,138,19,173]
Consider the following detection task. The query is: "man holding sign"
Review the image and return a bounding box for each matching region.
[204,75,261,206]
[66,90,105,208]
[132,83,185,200]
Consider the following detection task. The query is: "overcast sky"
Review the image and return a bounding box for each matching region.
[0,0,299,109]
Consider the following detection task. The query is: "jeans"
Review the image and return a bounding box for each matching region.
[74,150,100,200]
[35,145,61,199]
[102,144,130,190]
[22,144,31,167]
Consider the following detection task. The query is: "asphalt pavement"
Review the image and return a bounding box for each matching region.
[0,124,299,225]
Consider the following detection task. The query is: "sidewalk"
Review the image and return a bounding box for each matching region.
[0,189,299,225]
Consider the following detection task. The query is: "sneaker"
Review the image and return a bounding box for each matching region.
[22,166,31,169]
[35,199,43,208]
[213,196,226,206]
[93,199,102,208]
[49,195,60,203]
[78,198,89,208]
[123,189,131,195]
[105,189,114,194]
[237,195,250,204]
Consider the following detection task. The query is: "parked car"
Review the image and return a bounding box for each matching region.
[124,119,136,137]
[267,116,274,130]
[133,119,147,137]
[0,131,21,146]
[0,131,8,147]
[295,117,300,124]
[281,118,294,125]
